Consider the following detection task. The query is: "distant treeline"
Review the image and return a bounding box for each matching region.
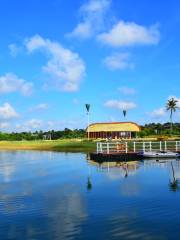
[0,128,86,141]
[0,123,179,141]
[139,122,180,137]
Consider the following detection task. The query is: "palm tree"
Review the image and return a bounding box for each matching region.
[166,98,178,135]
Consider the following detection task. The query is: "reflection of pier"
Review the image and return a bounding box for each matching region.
[88,160,139,177]
[87,158,180,192]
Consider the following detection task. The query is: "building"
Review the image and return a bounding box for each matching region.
[86,122,140,139]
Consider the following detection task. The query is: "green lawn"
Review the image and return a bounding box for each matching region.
[0,139,96,152]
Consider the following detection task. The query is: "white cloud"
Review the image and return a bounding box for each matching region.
[103,52,134,70]
[0,103,19,120]
[104,100,137,110]
[0,73,33,96]
[8,44,22,57]
[47,121,55,128]
[0,122,10,129]
[68,0,111,39]
[150,107,166,118]
[25,35,86,92]
[29,103,49,112]
[25,119,43,129]
[16,119,43,131]
[68,22,92,39]
[97,21,160,47]
[118,86,136,95]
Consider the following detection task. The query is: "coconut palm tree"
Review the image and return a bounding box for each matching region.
[166,98,178,135]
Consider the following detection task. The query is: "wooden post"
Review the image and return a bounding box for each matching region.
[176,141,177,152]
[178,141,180,151]
[107,143,109,154]
[97,142,99,153]
[133,142,136,152]
[143,142,145,152]
[165,141,167,151]
[100,142,103,153]
[125,142,128,153]
[149,142,152,151]
[160,141,162,151]
[87,112,90,140]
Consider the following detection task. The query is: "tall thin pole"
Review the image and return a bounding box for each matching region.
[87,111,90,140]
[85,104,90,140]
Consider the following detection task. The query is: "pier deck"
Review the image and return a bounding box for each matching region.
[91,141,180,162]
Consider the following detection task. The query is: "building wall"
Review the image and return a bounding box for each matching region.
[88,131,136,139]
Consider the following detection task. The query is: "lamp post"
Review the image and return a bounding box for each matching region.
[123,109,127,118]
[85,104,90,140]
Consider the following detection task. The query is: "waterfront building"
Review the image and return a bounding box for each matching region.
[86,122,140,139]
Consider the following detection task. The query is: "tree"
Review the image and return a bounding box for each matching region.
[166,98,178,135]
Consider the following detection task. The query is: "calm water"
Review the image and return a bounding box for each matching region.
[0,151,180,239]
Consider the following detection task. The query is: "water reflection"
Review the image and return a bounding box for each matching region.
[1,152,180,239]
[169,161,180,192]
[88,160,139,178]
[88,158,180,192]
[0,151,88,240]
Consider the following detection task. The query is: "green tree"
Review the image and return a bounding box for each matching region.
[166,98,178,135]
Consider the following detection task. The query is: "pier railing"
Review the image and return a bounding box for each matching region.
[96,141,180,154]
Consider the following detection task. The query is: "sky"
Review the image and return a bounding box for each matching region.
[0,0,180,132]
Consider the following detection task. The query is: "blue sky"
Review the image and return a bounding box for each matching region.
[0,0,180,131]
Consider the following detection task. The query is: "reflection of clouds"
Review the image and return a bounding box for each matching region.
[107,167,138,180]
[0,151,76,182]
[0,162,15,182]
[107,170,126,180]
[0,181,33,214]
[120,181,140,197]
[0,152,16,182]
[43,189,87,239]
[109,213,166,240]
[0,151,87,239]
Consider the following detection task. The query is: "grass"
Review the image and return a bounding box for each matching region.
[0,139,96,152]
[0,136,179,152]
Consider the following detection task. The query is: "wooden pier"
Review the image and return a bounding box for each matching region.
[90,141,180,162]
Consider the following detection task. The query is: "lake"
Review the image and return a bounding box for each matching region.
[0,151,180,240]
